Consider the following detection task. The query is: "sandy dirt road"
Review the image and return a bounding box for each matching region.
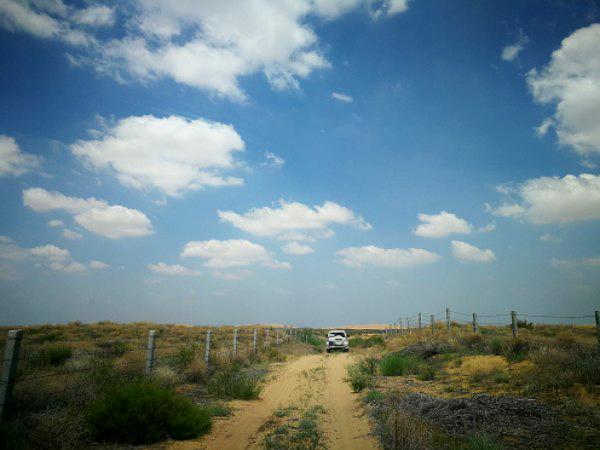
[165,352,379,450]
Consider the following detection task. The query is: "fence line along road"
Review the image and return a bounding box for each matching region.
[0,325,300,421]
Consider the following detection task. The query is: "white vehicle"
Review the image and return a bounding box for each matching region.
[326,329,349,353]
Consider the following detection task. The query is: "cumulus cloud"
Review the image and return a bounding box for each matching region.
[29,244,70,261]
[331,92,353,103]
[527,24,600,155]
[71,115,245,196]
[551,257,600,269]
[0,135,39,177]
[0,236,30,261]
[451,240,496,263]
[62,229,82,240]
[181,239,291,271]
[261,151,285,169]
[23,188,153,238]
[89,260,109,269]
[0,1,410,100]
[540,234,561,243]
[148,262,199,276]
[218,200,371,239]
[281,242,314,255]
[487,174,600,224]
[501,31,528,62]
[47,219,64,227]
[337,245,440,268]
[414,211,472,238]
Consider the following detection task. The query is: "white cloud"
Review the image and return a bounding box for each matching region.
[50,261,86,273]
[182,239,290,270]
[535,117,554,137]
[1,1,410,100]
[580,159,598,169]
[212,269,252,281]
[527,24,600,155]
[539,234,561,243]
[71,115,245,196]
[29,244,70,261]
[219,199,371,239]
[337,245,440,268]
[0,135,39,176]
[331,92,353,103]
[501,32,528,62]
[281,242,314,255]
[148,262,199,276]
[414,211,472,238]
[276,231,318,242]
[23,188,153,238]
[62,229,82,240]
[488,174,600,224]
[451,240,496,263]
[89,260,109,269]
[47,219,64,227]
[552,257,600,269]
[477,223,496,233]
[0,236,29,261]
[72,5,115,27]
[262,151,285,169]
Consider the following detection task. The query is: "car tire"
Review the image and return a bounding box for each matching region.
[326,348,331,353]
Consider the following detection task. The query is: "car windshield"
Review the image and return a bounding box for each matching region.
[329,332,345,337]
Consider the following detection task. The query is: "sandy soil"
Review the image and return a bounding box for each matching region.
[164,353,379,450]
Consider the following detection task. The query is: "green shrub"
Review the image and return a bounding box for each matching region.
[347,362,375,393]
[174,346,195,369]
[97,340,128,358]
[489,338,503,355]
[358,357,379,376]
[380,354,420,376]
[351,335,385,348]
[503,337,530,362]
[363,389,385,404]
[206,403,232,417]
[86,378,211,444]
[418,364,437,381]
[207,368,261,400]
[462,433,504,449]
[32,344,72,368]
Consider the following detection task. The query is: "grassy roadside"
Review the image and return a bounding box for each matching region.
[345,325,600,449]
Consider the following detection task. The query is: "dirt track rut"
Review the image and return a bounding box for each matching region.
[165,352,379,450]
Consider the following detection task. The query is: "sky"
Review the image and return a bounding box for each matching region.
[0,0,599,327]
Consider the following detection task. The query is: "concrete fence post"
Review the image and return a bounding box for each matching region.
[204,329,211,364]
[473,313,478,333]
[418,313,422,332]
[145,330,156,374]
[399,319,402,335]
[253,328,258,356]
[431,315,435,334]
[595,311,600,351]
[407,320,411,335]
[511,311,518,338]
[233,328,238,356]
[446,308,451,332]
[0,329,22,421]
[265,329,270,348]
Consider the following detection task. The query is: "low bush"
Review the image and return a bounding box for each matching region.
[363,389,385,404]
[347,360,376,392]
[31,344,73,368]
[174,346,195,369]
[97,340,128,358]
[380,354,420,376]
[418,364,437,381]
[86,378,211,445]
[351,335,385,348]
[207,367,261,400]
[502,337,530,362]
[462,433,504,449]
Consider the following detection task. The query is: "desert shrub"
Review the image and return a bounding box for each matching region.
[380,354,420,376]
[207,367,260,400]
[31,344,72,368]
[305,333,324,352]
[363,389,385,404]
[96,340,128,358]
[86,378,211,444]
[206,403,232,417]
[418,364,437,381]
[38,331,63,343]
[503,337,530,362]
[351,335,385,348]
[174,346,195,369]
[381,409,432,449]
[462,334,488,353]
[265,347,285,362]
[18,407,90,449]
[525,348,600,391]
[489,338,503,355]
[462,433,504,449]
[517,319,534,331]
[358,357,379,376]
[460,356,508,384]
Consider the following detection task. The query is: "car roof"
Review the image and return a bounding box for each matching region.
[328,329,346,333]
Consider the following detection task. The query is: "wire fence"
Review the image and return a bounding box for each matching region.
[0,325,305,420]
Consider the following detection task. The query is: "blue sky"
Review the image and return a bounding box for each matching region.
[0,0,599,327]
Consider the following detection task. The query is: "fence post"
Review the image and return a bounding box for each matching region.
[204,329,211,364]
[418,313,422,332]
[595,311,600,351]
[265,329,270,348]
[407,320,411,335]
[511,311,518,338]
[473,313,478,333]
[446,308,451,332]
[145,330,156,374]
[431,315,435,334]
[0,329,22,421]
[233,328,238,356]
[253,328,258,356]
